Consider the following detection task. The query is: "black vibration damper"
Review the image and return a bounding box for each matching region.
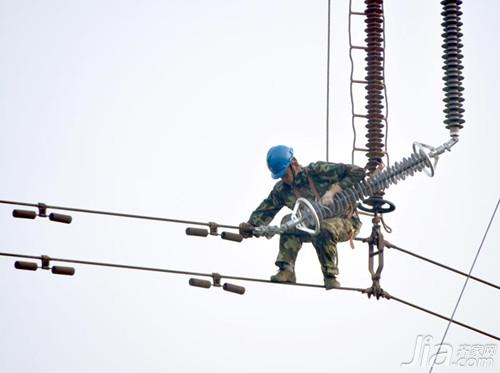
[221,232,243,242]
[223,283,246,295]
[49,213,72,224]
[12,209,37,219]
[14,261,38,271]
[186,227,209,237]
[189,278,212,288]
[51,266,75,276]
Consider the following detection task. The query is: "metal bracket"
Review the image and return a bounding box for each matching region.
[211,272,222,287]
[413,137,459,178]
[363,283,391,300]
[38,203,48,218]
[208,222,219,236]
[41,255,51,270]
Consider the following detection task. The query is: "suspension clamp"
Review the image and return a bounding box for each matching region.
[363,282,390,300]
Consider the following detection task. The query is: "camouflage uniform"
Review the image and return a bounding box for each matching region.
[248,162,365,278]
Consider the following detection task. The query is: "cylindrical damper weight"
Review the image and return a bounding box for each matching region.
[51,266,75,276]
[223,283,245,295]
[12,210,37,219]
[14,261,38,271]
[221,232,243,242]
[49,213,72,224]
[186,227,209,237]
[189,278,212,288]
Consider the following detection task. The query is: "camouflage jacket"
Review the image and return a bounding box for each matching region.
[248,162,365,226]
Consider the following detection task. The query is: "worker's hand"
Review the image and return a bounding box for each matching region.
[320,184,342,206]
[238,222,255,239]
[368,162,385,179]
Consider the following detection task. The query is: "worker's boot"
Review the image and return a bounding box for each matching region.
[270,263,296,284]
[324,275,340,290]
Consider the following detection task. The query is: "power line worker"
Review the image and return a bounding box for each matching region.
[239,145,366,289]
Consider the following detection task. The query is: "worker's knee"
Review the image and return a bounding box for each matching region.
[280,236,302,252]
[321,217,358,243]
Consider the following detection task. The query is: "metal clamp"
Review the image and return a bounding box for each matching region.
[41,255,51,270]
[38,203,48,218]
[208,222,219,236]
[212,272,222,287]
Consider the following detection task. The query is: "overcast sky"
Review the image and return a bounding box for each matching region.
[0,0,499,372]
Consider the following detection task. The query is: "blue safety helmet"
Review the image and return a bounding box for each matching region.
[266,145,294,179]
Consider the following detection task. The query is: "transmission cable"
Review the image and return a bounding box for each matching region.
[387,243,500,291]
[0,251,363,292]
[0,199,238,230]
[1,250,498,341]
[430,198,499,372]
[389,294,499,342]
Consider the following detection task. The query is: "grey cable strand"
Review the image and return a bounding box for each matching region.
[429,198,500,372]
[0,251,363,292]
[1,250,498,340]
[0,199,239,229]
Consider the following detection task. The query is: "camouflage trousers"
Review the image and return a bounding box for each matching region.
[276,214,362,277]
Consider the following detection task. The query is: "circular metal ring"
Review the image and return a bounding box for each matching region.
[412,142,435,177]
[293,198,321,236]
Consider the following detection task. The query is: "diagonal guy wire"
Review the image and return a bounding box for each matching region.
[429,197,500,372]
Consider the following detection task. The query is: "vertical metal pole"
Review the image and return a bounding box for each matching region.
[326,0,332,162]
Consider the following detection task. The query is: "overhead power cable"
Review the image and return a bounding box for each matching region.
[1,250,498,341]
[0,199,238,230]
[430,197,499,372]
[388,243,500,291]
[389,294,499,342]
[0,251,363,293]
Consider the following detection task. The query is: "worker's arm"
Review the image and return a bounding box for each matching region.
[247,186,285,226]
[310,162,366,205]
[239,182,286,238]
[338,164,366,189]
[239,185,286,238]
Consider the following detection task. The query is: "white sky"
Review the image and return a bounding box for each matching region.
[0,0,499,372]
